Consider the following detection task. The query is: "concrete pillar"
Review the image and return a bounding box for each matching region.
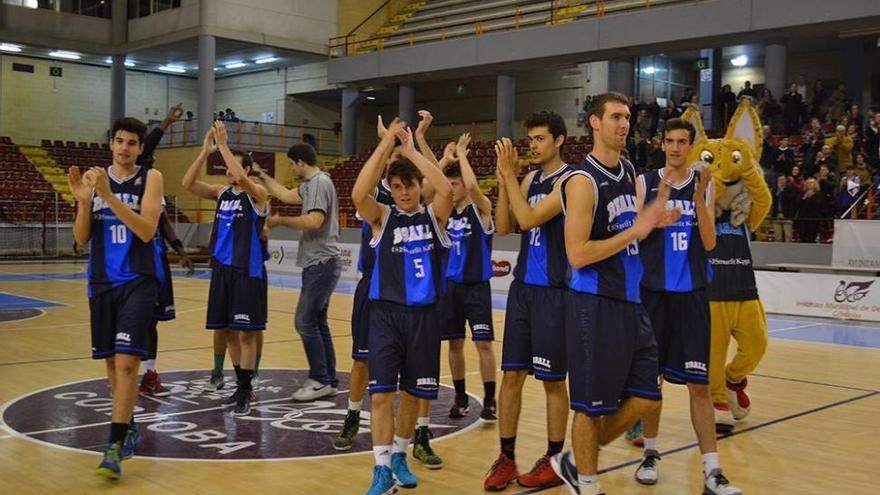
[197,34,216,140]
[765,43,787,99]
[398,82,415,127]
[496,74,516,139]
[583,61,609,95]
[698,48,720,128]
[609,59,634,96]
[109,0,127,126]
[342,87,360,156]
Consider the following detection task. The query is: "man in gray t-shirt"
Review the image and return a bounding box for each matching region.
[259,143,342,401]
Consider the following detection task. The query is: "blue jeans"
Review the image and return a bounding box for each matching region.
[295,258,342,387]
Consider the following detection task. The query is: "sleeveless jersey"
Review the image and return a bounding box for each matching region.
[707,211,758,301]
[639,168,712,292]
[512,164,570,288]
[88,166,161,297]
[369,204,450,306]
[564,154,643,302]
[209,186,268,279]
[445,203,494,284]
[357,179,394,275]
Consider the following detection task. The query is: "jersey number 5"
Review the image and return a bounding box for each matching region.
[413,258,426,279]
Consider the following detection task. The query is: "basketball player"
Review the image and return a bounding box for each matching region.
[548,92,677,495]
[484,111,571,491]
[630,118,741,494]
[440,132,498,422]
[181,121,268,416]
[352,121,452,495]
[68,117,164,479]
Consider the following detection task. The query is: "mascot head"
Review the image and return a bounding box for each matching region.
[680,99,764,226]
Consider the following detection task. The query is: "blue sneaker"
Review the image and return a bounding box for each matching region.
[120,423,142,460]
[550,451,580,495]
[391,452,417,488]
[95,442,123,480]
[365,465,397,495]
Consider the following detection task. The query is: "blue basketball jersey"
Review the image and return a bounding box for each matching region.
[209,186,268,279]
[512,164,571,288]
[369,204,450,306]
[88,166,160,297]
[357,179,394,275]
[639,169,712,292]
[152,198,170,288]
[563,154,643,302]
[445,203,494,283]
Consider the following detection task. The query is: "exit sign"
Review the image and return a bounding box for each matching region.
[49,67,63,77]
[694,58,709,70]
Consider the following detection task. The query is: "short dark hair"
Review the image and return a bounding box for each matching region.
[524,110,567,143]
[587,92,630,124]
[287,143,317,166]
[111,117,147,144]
[444,164,462,179]
[662,118,696,144]
[225,108,232,113]
[387,158,423,187]
[230,148,253,169]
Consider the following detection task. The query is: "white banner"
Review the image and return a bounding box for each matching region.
[267,239,520,292]
[832,219,880,269]
[756,270,880,322]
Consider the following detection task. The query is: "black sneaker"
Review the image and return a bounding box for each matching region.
[233,389,252,416]
[333,409,360,450]
[222,388,241,407]
[549,451,580,494]
[480,398,498,422]
[449,395,469,418]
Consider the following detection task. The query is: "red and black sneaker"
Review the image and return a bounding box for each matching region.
[139,369,171,397]
[484,453,519,492]
[516,455,563,489]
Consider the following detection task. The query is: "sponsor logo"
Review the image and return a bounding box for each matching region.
[392,224,433,245]
[134,177,143,187]
[591,400,604,407]
[492,260,511,277]
[233,313,251,323]
[834,280,874,303]
[115,332,131,343]
[532,356,551,370]
[472,324,492,333]
[93,193,141,212]
[416,377,438,388]
[606,194,637,223]
[684,361,707,372]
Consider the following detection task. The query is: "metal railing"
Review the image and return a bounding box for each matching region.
[155,119,342,155]
[840,186,876,220]
[328,0,686,57]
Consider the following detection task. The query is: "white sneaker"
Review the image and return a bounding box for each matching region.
[703,468,742,495]
[634,449,660,485]
[291,378,337,402]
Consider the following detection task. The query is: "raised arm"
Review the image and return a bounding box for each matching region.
[456,133,492,219]
[398,127,453,224]
[68,167,93,245]
[497,138,563,230]
[255,164,302,205]
[181,128,224,200]
[414,110,440,166]
[92,167,164,243]
[353,119,403,228]
[694,168,717,250]
[213,121,268,210]
[742,158,772,232]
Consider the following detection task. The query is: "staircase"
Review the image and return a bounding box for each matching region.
[18,146,75,204]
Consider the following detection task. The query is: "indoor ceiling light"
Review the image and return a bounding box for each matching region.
[0,43,22,53]
[731,55,748,67]
[158,65,186,73]
[49,50,81,60]
[225,62,247,69]
[255,57,277,64]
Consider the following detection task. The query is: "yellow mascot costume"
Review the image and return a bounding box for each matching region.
[681,99,772,433]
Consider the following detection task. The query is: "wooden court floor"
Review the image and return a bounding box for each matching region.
[0,261,877,494]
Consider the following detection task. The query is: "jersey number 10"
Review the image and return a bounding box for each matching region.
[109,224,128,244]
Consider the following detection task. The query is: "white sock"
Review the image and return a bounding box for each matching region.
[416,416,430,428]
[392,435,410,454]
[141,359,156,373]
[577,473,599,485]
[702,452,720,476]
[643,437,658,452]
[373,445,391,467]
[349,399,363,412]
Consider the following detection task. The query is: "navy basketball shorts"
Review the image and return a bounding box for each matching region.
[206,264,267,331]
[501,280,567,381]
[565,290,661,416]
[89,276,158,360]
[153,251,176,322]
[440,280,495,341]
[641,288,711,385]
[368,300,441,400]
[351,275,372,360]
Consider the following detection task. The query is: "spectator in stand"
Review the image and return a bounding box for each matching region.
[780,83,804,135]
[644,96,661,135]
[797,178,823,243]
[679,87,695,106]
[185,111,194,121]
[848,124,863,159]
[800,131,823,176]
[866,111,880,165]
[629,96,644,131]
[216,110,225,120]
[808,80,827,121]
[808,117,826,141]
[816,164,838,217]
[760,125,774,176]
[646,135,665,171]
[659,99,681,130]
[811,146,837,178]
[758,88,782,132]
[825,125,854,171]
[828,84,848,123]
[770,175,798,242]
[719,84,738,126]
[635,109,653,138]
[788,165,806,194]
[847,104,864,133]
[223,108,234,121]
[738,80,757,100]
[853,153,872,186]
[837,166,862,216]
[773,137,796,177]
[627,130,649,171]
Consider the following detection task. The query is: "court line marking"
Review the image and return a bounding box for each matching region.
[767,322,824,333]
[515,390,880,494]
[0,369,489,462]
[0,307,46,324]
